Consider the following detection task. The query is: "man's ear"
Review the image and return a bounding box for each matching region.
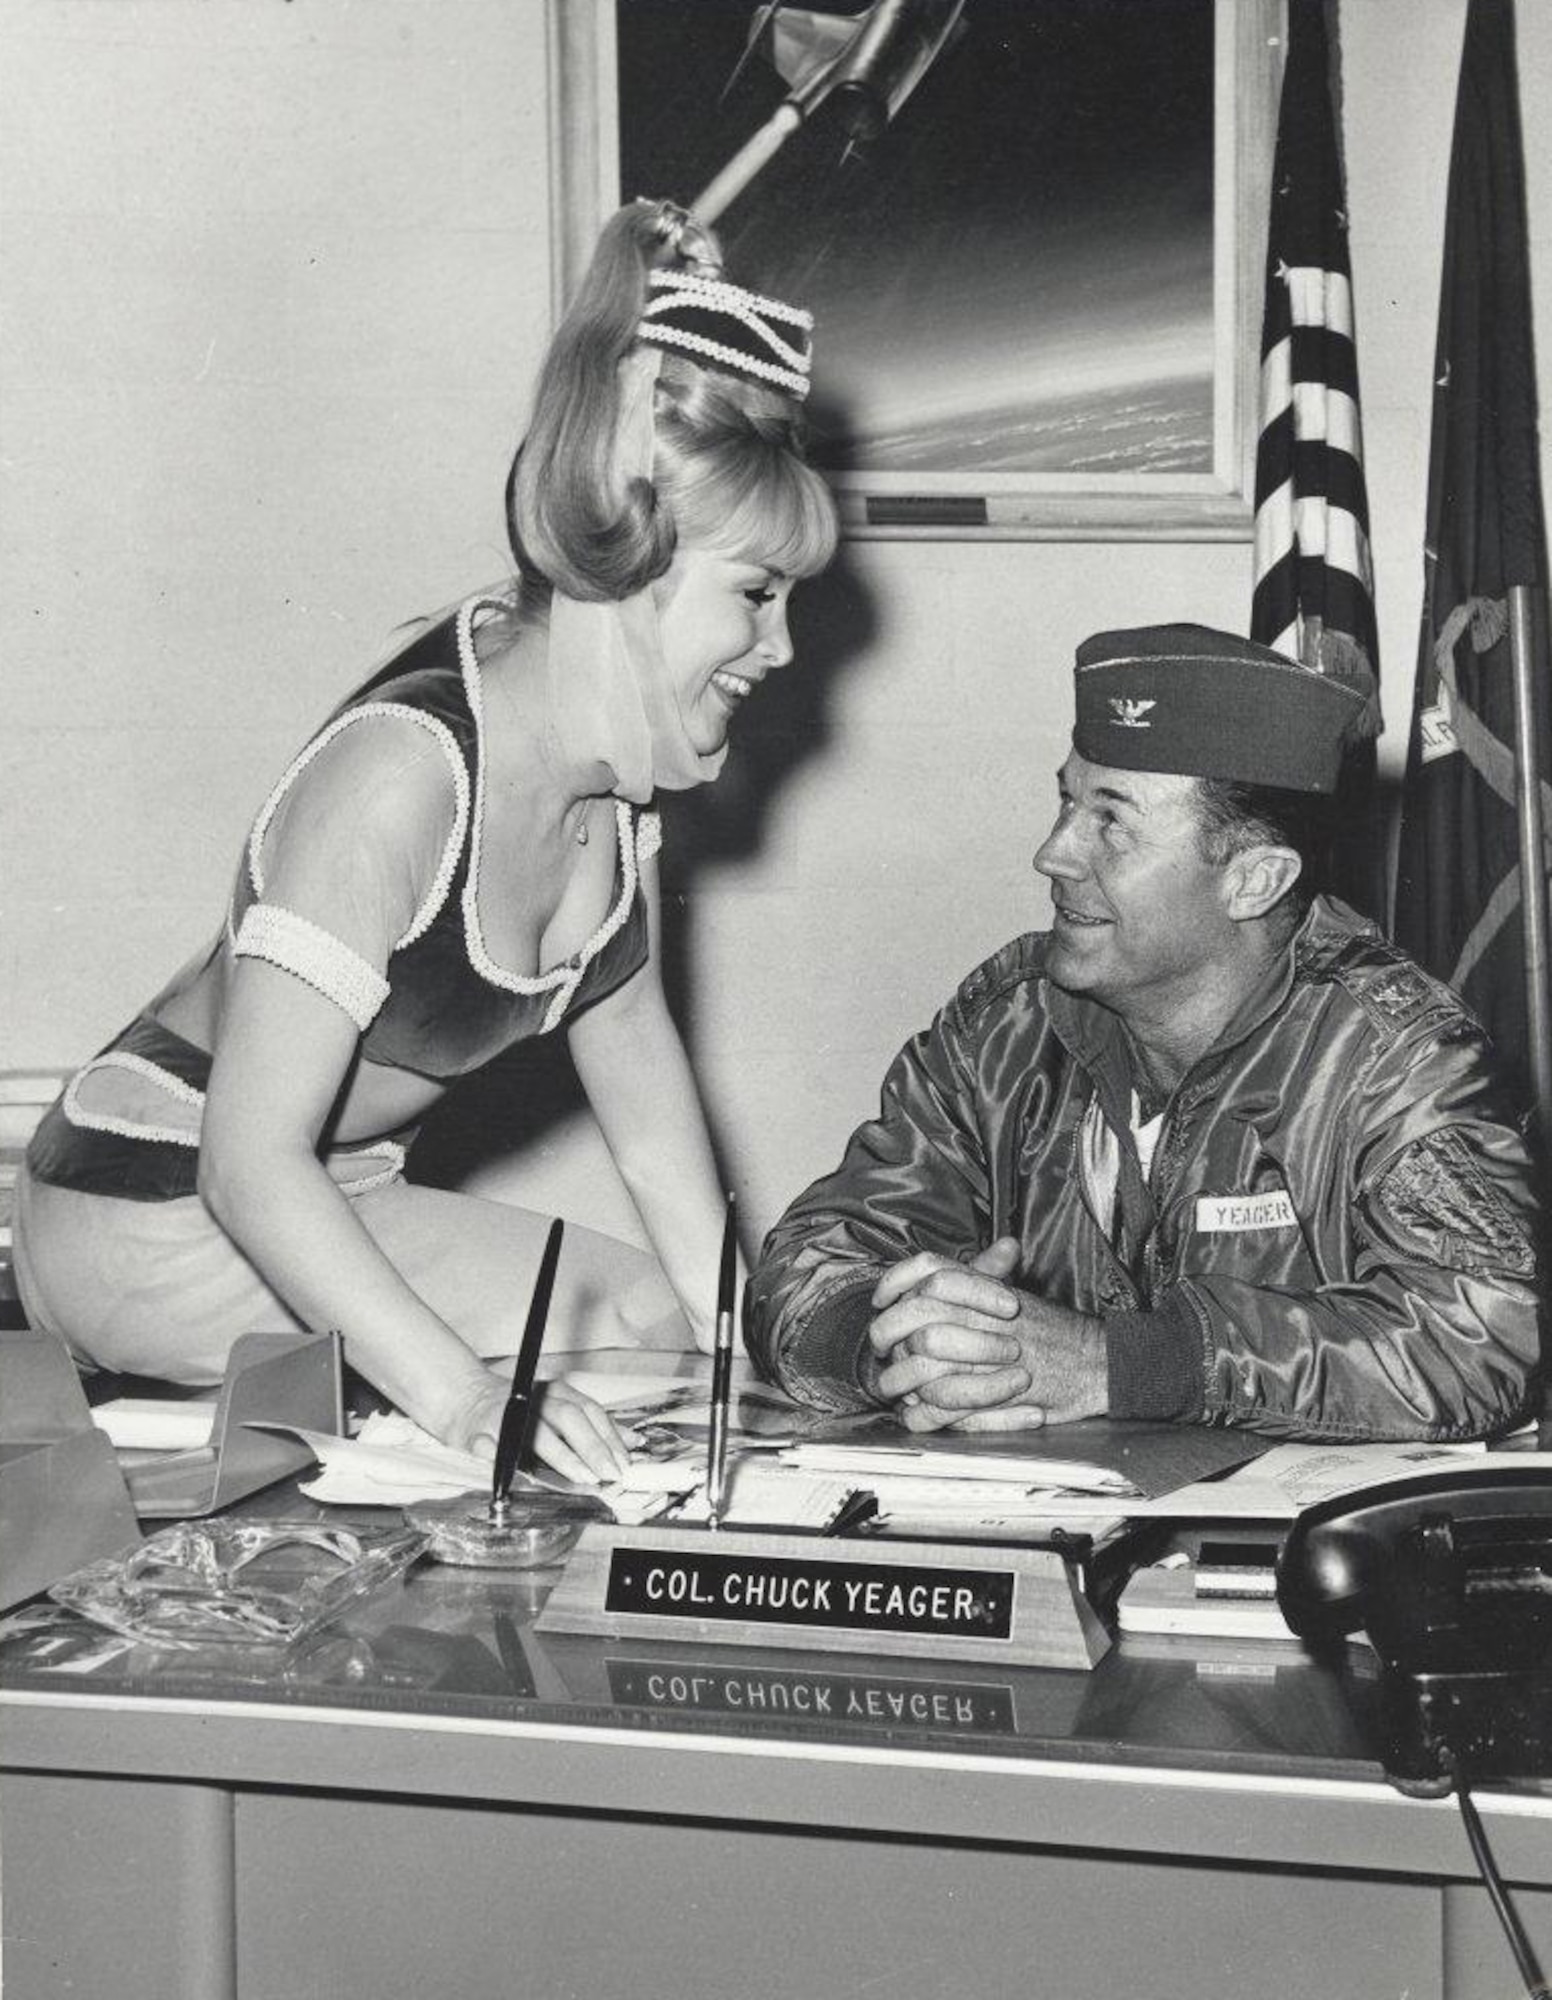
[1224,844,1302,921]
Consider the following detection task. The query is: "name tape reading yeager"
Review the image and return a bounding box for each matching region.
[605,1547,1015,1640]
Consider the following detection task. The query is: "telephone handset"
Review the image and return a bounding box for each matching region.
[1276,1460,1552,1788]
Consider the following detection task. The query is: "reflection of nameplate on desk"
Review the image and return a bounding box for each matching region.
[116,1329,343,1519]
[536,1525,1111,1671]
[602,1653,1021,1736]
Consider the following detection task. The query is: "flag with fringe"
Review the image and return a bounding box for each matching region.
[1393,0,1550,1100]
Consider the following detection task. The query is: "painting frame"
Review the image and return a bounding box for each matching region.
[547,0,1283,542]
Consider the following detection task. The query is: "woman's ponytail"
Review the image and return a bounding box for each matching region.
[508,200,724,601]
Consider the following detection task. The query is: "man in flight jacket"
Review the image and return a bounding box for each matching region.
[748,624,1544,1442]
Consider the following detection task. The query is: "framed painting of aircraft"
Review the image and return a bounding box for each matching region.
[548,0,1282,541]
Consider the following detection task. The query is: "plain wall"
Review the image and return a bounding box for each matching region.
[4,0,1552,1249]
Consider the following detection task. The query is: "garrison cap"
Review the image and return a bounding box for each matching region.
[1072,623,1366,794]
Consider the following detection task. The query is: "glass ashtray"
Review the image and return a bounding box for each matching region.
[405,1489,605,1569]
[49,1518,427,1648]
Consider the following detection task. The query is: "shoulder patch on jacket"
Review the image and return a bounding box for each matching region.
[1363,961,1449,1027]
[1369,1127,1537,1279]
[1326,943,1470,1039]
[956,931,1047,1020]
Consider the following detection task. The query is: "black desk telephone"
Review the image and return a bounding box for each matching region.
[1276,1461,1552,1792]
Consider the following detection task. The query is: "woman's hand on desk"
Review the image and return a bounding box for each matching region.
[440,1369,632,1486]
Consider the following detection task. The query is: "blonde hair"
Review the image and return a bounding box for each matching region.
[508,200,837,603]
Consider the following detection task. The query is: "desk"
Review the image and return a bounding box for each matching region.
[4,1535,1552,2000]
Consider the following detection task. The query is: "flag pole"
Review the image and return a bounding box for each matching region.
[1509,583,1552,1144]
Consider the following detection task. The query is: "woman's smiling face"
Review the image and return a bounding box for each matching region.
[653,546,796,752]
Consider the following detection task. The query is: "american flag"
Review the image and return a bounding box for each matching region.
[1251,0,1380,731]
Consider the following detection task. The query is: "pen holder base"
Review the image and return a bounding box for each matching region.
[406,1490,605,1570]
[536,1523,1111,1671]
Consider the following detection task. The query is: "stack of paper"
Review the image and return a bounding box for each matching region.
[92,1398,216,1452]
[1118,1548,1300,1643]
[772,1438,1139,1542]
[782,1442,1136,1492]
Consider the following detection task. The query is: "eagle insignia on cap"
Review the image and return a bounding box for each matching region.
[1074,623,1366,789]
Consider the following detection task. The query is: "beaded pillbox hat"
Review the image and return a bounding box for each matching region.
[637,269,814,399]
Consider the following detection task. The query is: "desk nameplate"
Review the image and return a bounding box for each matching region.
[535,1525,1111,1670]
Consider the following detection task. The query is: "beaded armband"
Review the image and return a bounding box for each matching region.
[233,904,390,1033]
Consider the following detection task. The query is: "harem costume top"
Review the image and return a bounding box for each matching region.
[28,596,660,1200]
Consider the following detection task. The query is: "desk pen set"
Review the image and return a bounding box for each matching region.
[534,1196,1110,1670]
[410,1199,746,1570]
[408,1218,608,1569]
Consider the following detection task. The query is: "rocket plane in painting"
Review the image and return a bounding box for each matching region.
[727,0,967,142]
[699,0,967,218]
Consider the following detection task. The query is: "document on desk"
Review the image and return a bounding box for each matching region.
[661,1462,857,1530]
[263,1413,490,1504]
[1022,1439,1552,1522]
[782,1418,1266,1500]
[1164,1439,1552,1518]
[257,1414,667,1517]
[257,1411,839,1529]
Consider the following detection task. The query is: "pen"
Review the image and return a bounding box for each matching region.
[705,1193,738,1530]
[491,1217,565,1517]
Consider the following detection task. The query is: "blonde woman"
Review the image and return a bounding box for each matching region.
[18,201,837,1483]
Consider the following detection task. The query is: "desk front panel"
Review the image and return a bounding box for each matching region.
[5,1539,1552,2000]
[237,1790,1442,2000]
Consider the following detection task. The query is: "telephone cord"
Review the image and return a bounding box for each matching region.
[1454,1769,1550,1999]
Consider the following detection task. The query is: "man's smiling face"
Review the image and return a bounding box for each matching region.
[1034,753,1239,1018]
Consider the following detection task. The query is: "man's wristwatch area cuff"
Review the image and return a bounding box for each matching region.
[1104,1289,1205,1420]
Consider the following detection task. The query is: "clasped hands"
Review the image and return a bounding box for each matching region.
[867,1237,1107,1434]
